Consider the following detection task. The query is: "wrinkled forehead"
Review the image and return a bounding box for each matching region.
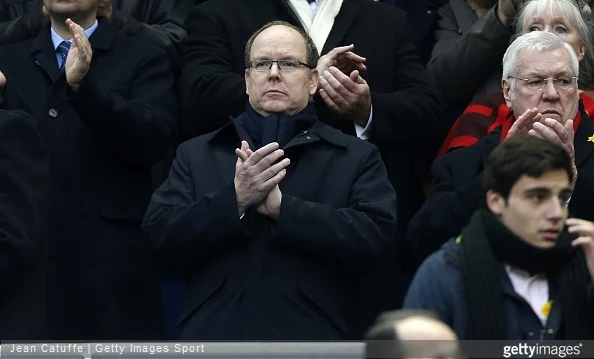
[517,48,575,76]
[521,1,581,31]
[250,26,307,59]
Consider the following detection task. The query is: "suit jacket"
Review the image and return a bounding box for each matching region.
[407,103,594,262]
[0,19,177,340]
[0,109,49,340]
[142,112,398,340]
[0,0,192,69]
[427,0,512,109]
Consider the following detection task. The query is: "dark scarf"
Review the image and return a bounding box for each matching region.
[242,102,317,149]
[460,208,594,339]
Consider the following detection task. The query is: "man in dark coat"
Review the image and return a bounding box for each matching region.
[0,0,177,340]
[0,108,50,340]
[180,0,444,335]
[0,0,192,69]
[408,31,594,262]
[405,135,594,340]
[143,21,397,340]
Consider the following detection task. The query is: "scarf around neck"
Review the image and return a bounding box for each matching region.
[460,208,594,339]
[242,102,317,149]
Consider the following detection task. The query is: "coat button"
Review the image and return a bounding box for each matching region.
[528,332,534,336]
[48,108,58,118]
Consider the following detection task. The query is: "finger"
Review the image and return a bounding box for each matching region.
[328,67,361,93]
[342,51,366,63]
[258,158,291,182]
[240,140,249,152]
[567,221,594,236]
[532,122,563,145]
[261,168,288,190]
[319,76,348,109]
[571,237,594,251]
[566,218,590,226]
[246,149,254,156]
[328,44,356,58]
[235,148,249,162]
[541,118,570,143]
[318,88,341,113]
[253,148,286,172]
[244,142,279,165]
[565,119,575,141]
[528,129,544,139]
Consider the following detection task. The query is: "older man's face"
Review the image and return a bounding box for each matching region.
[503,48,579,125]
[245,25,319,117]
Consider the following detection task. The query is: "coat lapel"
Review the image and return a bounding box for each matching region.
[30,26,62,82]
[321,0,358,55]
[574,113,594,168]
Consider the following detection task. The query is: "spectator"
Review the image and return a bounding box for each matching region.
[365,310,460,359]
[0,0,177,340]
[408,31,594,265]
[437,0,594,155]
[143,21,397,340]
[0,0,192,69]
[0,109,50,340]
[179,0,444,334]
[405,134,594,339]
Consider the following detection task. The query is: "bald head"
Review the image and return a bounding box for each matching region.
[395,316,458,341]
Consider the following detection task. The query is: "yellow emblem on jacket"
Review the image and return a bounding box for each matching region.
[541,300,553,318]
[588,134,594,143]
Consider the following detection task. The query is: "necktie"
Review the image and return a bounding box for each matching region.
[307,0,317,13]
[57,40,71,70]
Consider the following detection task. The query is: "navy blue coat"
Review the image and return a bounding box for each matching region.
[0,19,177,339]
[143,114,398,339]
[404,239,593,340]
[0,110,49,340]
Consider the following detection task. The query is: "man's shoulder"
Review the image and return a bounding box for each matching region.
[435,130,500,169]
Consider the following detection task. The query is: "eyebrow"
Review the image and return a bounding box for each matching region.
[522,187,572,195]
[520,71,573,78]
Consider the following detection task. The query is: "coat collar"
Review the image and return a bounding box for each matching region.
[30,17,115,82]
[206,112,348,150]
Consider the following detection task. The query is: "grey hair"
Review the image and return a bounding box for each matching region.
[515,0,594,89]
[502,31,580,97]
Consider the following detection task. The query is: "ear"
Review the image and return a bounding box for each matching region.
[502,78,513,108]
[309,69,319,97]
[577,43,586,62]
[245,69,250,96]
[486,189,506,216]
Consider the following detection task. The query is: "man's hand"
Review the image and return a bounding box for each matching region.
[529,118,577,185]
[65,19,93,91]
[234,141,290,216]
[256,185,282,220]
[497,0,524,25]
[318,67,371,126]
[317,44,366,77]
[0,70,5,95]
[567,218,594,280]
[506,107,542,139]
[97,0,113,21]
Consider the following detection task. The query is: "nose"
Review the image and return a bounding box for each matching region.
[268,62,281,79]
[542,79,560,101]
[546,197,565,222]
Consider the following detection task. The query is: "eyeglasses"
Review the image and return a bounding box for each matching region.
[248,59,311,72]
[509,75,578,92]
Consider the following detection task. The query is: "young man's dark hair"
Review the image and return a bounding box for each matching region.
[483,135,573,199]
